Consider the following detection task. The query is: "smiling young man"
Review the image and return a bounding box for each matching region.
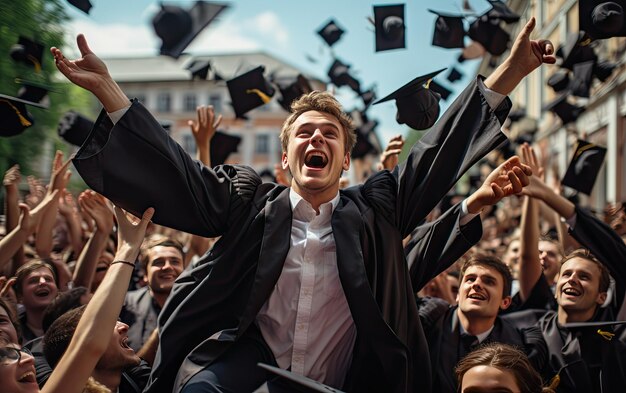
[52,18,555,393]
[418,255,545,393]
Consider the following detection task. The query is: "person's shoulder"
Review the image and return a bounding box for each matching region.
[125,286,151,304]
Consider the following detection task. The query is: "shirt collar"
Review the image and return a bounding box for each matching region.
[289,188,340,216]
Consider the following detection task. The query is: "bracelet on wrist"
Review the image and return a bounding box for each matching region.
[110,260,135,268]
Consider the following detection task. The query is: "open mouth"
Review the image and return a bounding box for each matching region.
[305,151,328,169]
[562,287,581,296]
[34,288,51,298]
[468,292,486,301]
[120,337,132,350]
[18,371,36,383]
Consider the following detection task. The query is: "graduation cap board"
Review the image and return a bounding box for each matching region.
[276,74,313,112]
[10,36,44,72]
[579,0,626,40]
[317,19,345,47]
[58,111,94,147]
[486,0,521,24]
[67,0,93,14]
[226,66,275,119]
[468,15,510,56]
[373,68,446,130]
[447,67,463,83]
[429,10,466,49]
[547,69,571,92]
[327,59,361,93]
[253,363,345,393]
[428,80,452,101]
[0,81,50,137]
[374,4,406,52]
[152,1,229,59]
[593,61,617,82]
[352,120,379,159]
[187,60,211,80]
[557,31,596,70]
[562,139,607,195]
[570,60,596,98]
[210,131,241,166]
[543,94,585,125]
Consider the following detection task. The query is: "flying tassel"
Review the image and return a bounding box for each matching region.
[246,89,272,103]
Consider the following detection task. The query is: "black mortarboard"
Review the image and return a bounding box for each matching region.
[508,107,526,122]
[547,69,571,92]
[374,68,446,130]
[226,66,275,119]
[210,131,241,166]
[446,67,463,83]
[187,60,211,80]
[543,94,586,124]
[593,61,617,82]
[57,111,94,147]
[360,88,377,108]
[562,139,607,195]
[429,80,452,100]
[152,1,229,59]
[0,81,48,137]
[374,4,406,52]
[67,0,93,14]
[579,0,626,40]
[10,36,44,72]
[352,120,379,159]
[429,10,466,49]
[486,0,521,23]
[253,363,345,393]
[570,60,596,97]
[468,15,510,56]
[327,59,361,92]
[276,74,313,112]
[316,19,345,47]
[557,31,596,70]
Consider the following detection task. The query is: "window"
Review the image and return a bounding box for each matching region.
[183,93,197,112]
[208,94,222,113]
[255,134,270,154]
[183,134,196,154]
[157,93,171,112]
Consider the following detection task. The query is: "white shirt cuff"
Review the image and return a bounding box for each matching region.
[564,213,577,229]
[107,105,131,125]
[460,199,479,226]
[478,78,506,110]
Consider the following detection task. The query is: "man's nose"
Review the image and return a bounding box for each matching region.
[310,128,324,143]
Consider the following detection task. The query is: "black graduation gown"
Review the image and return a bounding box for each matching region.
[72,77,510,393]
[418,298,547,393]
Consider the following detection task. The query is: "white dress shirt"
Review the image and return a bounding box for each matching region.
[256,189,356,389]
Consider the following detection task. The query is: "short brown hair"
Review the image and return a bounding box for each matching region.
[43,304,86,367]
[139,235,185,273]
[560,249,610,293]
[14,260,57,296]
[279,91,356,154]
[460,254,513,298]
[456,342,552,393]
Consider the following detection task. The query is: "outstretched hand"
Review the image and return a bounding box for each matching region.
[466,156,532,214]
[508,17,556,75]
[51,34,109,93]
[377,134,404,171]
[519,144,551,199]
[189,105,222,148]
[113,206,154,263]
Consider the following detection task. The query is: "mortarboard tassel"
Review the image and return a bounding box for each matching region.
[27,55,42,73]
[0,99,32,127]
[548,374,560,390]
[597,329,615,341]
[246,89,272,104]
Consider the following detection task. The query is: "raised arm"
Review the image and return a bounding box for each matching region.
[3,165,24,270]
[189,105,221,166]
[42,206,153,393]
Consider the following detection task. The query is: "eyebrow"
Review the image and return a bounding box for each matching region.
[297,122,340,131]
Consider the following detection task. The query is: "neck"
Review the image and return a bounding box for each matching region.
[557,306,596,324]
[92,368,122,392]
[149,289,169,309]
[457,308,496,336]
[24,308,45,335]
[291,184,338,214]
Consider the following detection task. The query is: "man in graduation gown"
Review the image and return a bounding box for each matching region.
[51,18,554,393]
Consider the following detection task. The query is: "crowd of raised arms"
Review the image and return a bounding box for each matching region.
[0,15,625,393]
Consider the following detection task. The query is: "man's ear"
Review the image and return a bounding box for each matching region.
[596,291,608,306]
[499,296,512,311]
[343,153,350,171]
[282,151,289,171]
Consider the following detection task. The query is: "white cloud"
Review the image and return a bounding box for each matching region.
[249,11,289,47]
[65,19,158,57]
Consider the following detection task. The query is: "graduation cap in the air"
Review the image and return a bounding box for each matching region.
[187,60,211,80]
[468,15,510,56]
[0,82,49,137]
[57,111,94,147]
[508,107,526,123]
[486,0,521,23]
[352,120,380,159]
[446,67,463,83]
[327,59,361,93]
[226,66,275,119]
[593,61,617,82]
[253,363,346,393]
[317,19,345,47]
[543,94,586,125]
[373,68,446,130]
[10,36,44,72]
[210,131,241,166]
[562,139,607,195]
[152,1,229,59]
[547,69,571,92]
[570,60,596,97]
[429,80,452,101]
[275,74,313,112]
[67,0,93,14]
[557,31,596,70]
[579,0,626,40]
[360,88,377,108]
[429,10,466,49]
[374,4,406,52]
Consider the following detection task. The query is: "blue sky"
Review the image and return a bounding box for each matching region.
[61,0,495,143]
